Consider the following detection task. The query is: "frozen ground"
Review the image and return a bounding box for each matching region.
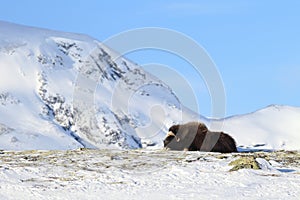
[0,149,299,200]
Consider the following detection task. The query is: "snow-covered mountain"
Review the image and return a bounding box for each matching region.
[211,105,300,151]
[0,21,299,151]
[0,21,199,150]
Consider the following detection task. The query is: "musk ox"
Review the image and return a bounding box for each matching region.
[163,122,237,153]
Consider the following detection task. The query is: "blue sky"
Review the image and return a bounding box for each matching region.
[0,0,299,117]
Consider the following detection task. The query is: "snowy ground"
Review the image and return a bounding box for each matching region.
[0,149,299,200]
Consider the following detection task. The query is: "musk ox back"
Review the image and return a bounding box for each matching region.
[163,122,237,153]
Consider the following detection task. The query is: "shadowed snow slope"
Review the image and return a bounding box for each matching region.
[0,21,299,150]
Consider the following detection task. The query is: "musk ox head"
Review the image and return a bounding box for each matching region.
[164,122,208,151]
[163,125,180,146]
[163,122,237,153]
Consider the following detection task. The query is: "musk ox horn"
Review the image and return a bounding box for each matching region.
[167,131,180,142]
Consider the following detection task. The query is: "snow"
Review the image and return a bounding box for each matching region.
[0,150,299,200]
[211,105,300,151]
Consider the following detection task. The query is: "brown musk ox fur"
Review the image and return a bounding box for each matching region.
[163,122,237,153]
